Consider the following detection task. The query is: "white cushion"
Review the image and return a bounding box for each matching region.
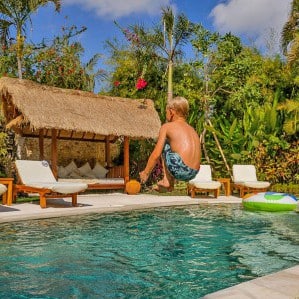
[189,165,213,183]
[0,184,7,195]
[243,181,270,188]
[16,160,56,184]
[78,162,92,176]
[192,181,221,189]
[26,182,87,194]
[58,178,125,185]
[233,165,257,182]
[92,162,108,179]
[64,160,78,176]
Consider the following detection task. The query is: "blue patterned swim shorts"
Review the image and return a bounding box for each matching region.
[163,142,199,181]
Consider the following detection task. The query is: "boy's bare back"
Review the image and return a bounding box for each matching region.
[163,120,200,170]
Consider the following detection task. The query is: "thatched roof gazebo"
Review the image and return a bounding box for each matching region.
[0,77,161,181]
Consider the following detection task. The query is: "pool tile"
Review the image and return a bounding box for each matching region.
[203,265,299,299]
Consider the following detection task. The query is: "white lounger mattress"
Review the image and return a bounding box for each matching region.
[58,178,125,185]
[25,181,88,194]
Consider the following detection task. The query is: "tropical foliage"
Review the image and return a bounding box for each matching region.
[0,2,298,188]
[0,0,61,78]
[104,3,298,185]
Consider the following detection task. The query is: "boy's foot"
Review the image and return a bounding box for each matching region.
[153,184,173,193]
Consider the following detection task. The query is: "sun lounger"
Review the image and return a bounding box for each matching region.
[232,164,270,197]
[187,165,221,198]
[14,160,88,208]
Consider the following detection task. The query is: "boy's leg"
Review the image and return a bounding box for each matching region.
[156,157,174,190]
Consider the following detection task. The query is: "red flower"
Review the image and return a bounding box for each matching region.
[113,81,120,87]
[136,78,147,90]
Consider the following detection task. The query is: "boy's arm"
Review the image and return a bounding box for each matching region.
[139,124,167,183]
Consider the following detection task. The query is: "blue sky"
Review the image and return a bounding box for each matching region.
[29,0,292,90]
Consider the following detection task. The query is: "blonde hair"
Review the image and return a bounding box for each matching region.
[166,96,189,118]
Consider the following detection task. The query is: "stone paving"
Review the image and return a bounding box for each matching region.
[0,192,298,298]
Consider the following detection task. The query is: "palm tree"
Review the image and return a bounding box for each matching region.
[113,7,193,103]
[0,0,61,79]
[160,7,193,102]
[281,0,299,66]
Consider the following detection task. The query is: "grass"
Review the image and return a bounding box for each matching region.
[15,196,39,203]
[142,181,189,196]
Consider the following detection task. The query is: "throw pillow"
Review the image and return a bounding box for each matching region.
[85,170,97,179]
[64,160,78,176]
[78,162,92,176]
[58,166,68,178]
[68,168,83,179]
[92,162,108,179]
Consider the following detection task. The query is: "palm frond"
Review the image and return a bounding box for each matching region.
[84,53,102,73]
[161,6,174,38]
[286,33,299,66]
[281,0,299,55]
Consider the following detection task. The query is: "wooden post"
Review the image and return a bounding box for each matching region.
[105,135,111,167]
[51,129,58,179]
[39,129,44,160]
[123,136,130,183]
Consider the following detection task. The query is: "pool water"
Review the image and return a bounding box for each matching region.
[1,204,298,298]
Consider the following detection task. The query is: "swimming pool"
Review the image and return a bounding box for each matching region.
[0,204,298,298]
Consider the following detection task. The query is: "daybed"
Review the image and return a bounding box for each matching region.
[57,161,126,191]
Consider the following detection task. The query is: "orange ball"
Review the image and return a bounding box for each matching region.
[126,179,141,195]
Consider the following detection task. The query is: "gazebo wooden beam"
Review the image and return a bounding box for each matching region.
[5,114,24,129]
[123,136,130,183]
[51,129,58,179]
[21,133,107,143]
[105,135,111,167]
[39,129,44,160]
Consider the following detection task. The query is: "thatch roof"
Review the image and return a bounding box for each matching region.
[0,77,161,141]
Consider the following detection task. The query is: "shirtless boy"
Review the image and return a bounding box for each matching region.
[139,96,201,191]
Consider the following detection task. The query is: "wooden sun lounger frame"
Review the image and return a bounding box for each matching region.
[13,185,78,209]
[232,183,269,198]
[187,184,220,198]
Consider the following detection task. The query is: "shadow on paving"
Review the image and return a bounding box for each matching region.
[0,205,19,212]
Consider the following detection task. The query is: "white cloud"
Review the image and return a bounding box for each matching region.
[210,0,292,53]
[63,0,171,19]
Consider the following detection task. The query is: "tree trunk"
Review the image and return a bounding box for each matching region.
[17,57,22,79]
[200,128,210,164]
[207,119,232,179]
[16,33,24,79]
[167,59,173,102]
